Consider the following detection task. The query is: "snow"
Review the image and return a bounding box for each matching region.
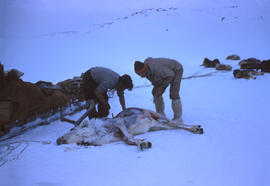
[1,0,270,186]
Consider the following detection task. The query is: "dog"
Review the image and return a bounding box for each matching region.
[260,60,270,73]
[233,69,264,79]
[215,64,232,71]
[57,107,203,150]
[201,58,220,68]
[238,58,261,70]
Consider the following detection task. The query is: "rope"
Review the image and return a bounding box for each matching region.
[134,71,218,89]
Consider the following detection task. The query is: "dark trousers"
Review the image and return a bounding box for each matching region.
[82,69,109,119]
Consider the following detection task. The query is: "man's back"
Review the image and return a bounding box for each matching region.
[144,57,183,85]
[90,67,120,93]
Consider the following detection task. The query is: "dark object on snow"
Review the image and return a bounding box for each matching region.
[239,58,261,70]
[36,80,53,87]
[233,69,264,79]
[35,80,70,113]
[201,58,220,68]
[226,54,240,60]
[259,60,270,73]
[0,63,5,89]
[0,64,50,134]
[4,68,24,78]
[57,77,84,102]
[46,90,69,113]
[36,81,64,96]
[0,63,86,137]
[0,101,13,122]
[215,64,232,71]
[233,70,251,79]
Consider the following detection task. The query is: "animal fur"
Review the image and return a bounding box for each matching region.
[233,69,264,79]
[57,107,203,150]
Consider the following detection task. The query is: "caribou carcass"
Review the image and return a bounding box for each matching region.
[57,107,203,150]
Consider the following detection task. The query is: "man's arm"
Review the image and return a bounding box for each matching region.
[151,66,175,97]
[119,95,126,110]
[152,86,166,98]
[152,77,172,98]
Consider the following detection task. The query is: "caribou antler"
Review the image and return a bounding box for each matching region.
[61,100,95,126]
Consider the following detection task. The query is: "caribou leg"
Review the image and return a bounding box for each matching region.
[170,120,201,129]
[149,111,202,129]
[115,122,152,150]
[175,124,203,134]
[61,100,95,126]
[157,118,203,134]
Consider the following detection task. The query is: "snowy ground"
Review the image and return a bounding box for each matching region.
[1,0,270,186]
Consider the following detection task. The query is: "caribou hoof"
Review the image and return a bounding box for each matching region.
[140,141,152,150]
[191,127,204,134]
[57,137,67,145]
[77,141,92,146]
[198,128,204,134]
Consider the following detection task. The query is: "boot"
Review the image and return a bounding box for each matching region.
[172,99,183,123]
[154,96,165,116]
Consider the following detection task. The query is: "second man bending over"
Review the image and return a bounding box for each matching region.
[134,57,183,123]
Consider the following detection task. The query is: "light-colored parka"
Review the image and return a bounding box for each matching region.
[144,57,183,99]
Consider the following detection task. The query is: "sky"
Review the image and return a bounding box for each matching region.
[0,0,270,186]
